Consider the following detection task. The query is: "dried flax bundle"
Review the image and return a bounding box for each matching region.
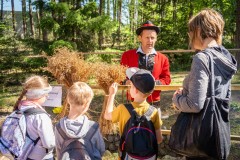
[46,48,95,119]
[94,62,127,135]
[46,48,94,87]
[94,62,127,94]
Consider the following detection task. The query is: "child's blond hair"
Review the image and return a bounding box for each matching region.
[67,82,94,106]
[13,75,50,110]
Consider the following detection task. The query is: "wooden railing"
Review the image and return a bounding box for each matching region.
[81,48,240,54]
[24,48,240,58]
[91,84,240,91]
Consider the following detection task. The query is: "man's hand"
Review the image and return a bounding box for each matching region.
[155,80,162,85]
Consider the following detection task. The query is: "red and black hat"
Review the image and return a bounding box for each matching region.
[136,20,160,35]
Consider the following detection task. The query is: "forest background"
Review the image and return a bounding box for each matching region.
[1,0,240,94]
[1,0,240,67]
[0,0,240,159]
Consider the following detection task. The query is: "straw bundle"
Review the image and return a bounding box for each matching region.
[94,62,127,135]
[46,48,94,87]
[46,48,95,118]
[94,62,127,94]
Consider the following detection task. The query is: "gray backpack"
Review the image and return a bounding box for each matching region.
[0,108,46,160]
[56,122,98,160]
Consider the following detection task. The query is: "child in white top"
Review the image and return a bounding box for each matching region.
[13,75,55,160]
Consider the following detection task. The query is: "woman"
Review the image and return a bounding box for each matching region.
[172,9,237,159]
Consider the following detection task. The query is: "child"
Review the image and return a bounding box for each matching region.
[14,75,55,160]
[55,82,105,160]
[104,67,163,160]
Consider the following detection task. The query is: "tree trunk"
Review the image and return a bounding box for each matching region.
[29,0,35,38]
[98,0,105,49]
[129,0,137,44]
[38,1,48,41]
[113,0,116,21]
[159,0,166,26]
[172,0,177,28]
[11,0,16,31]
[133,0,138,43]
[117,0,122,49]
[188,0,193,20]
[36,10,41,39]
[129,0,133,33]
[50,0,57,39]
[0,0,3,21]
[107,0,110,16]
[235,0,240,69]
[76,0,81,9]
[22,0,27,38]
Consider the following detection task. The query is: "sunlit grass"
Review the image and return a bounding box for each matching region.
[232,72,240,84]
[170,72,188,85]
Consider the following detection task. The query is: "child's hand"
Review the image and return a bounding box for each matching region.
[109,82,118,95]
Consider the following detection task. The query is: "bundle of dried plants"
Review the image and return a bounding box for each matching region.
[94,62,127,135]
[46,48,95,119]
[94,62,127,94]
[46,48,94,87]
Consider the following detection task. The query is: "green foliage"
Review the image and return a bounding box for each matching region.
[0,20,15,44]
[0,22,11,37]
[49,2,70,16]
[80,2,98,18]
[21,57,48,71]
[75,32,97,52]
[64,10,83,28]
[87,16,117,33]
[40,16,56,31]
[118,25,136,49]
[0,0,239,73]
[231,102,240,111]
[84,48,122,64]
[167,53,193,72]
[49,40,76,54]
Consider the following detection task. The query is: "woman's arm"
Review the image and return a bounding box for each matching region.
[172,53,210,113]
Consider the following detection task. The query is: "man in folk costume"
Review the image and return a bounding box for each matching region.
[121,20,171,109]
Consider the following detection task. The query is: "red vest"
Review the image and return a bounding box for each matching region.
[121,49,171,102]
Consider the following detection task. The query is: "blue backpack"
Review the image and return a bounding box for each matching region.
[0,108,46,160]
[56,121,99,160]
[119,104,158,160]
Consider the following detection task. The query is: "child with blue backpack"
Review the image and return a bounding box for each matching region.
[55,82,105,160]
[0,75,55,160]
[104,67,163,160]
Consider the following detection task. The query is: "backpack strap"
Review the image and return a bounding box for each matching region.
[144,105,155,121]
[56,120,99,152]
[124,103,155,120]
[124,103,135,116]
[56,121,99,141]
[56,122,69,140]
[23,108,48,153]
[85,121,99,140]
[23,108,47,116]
